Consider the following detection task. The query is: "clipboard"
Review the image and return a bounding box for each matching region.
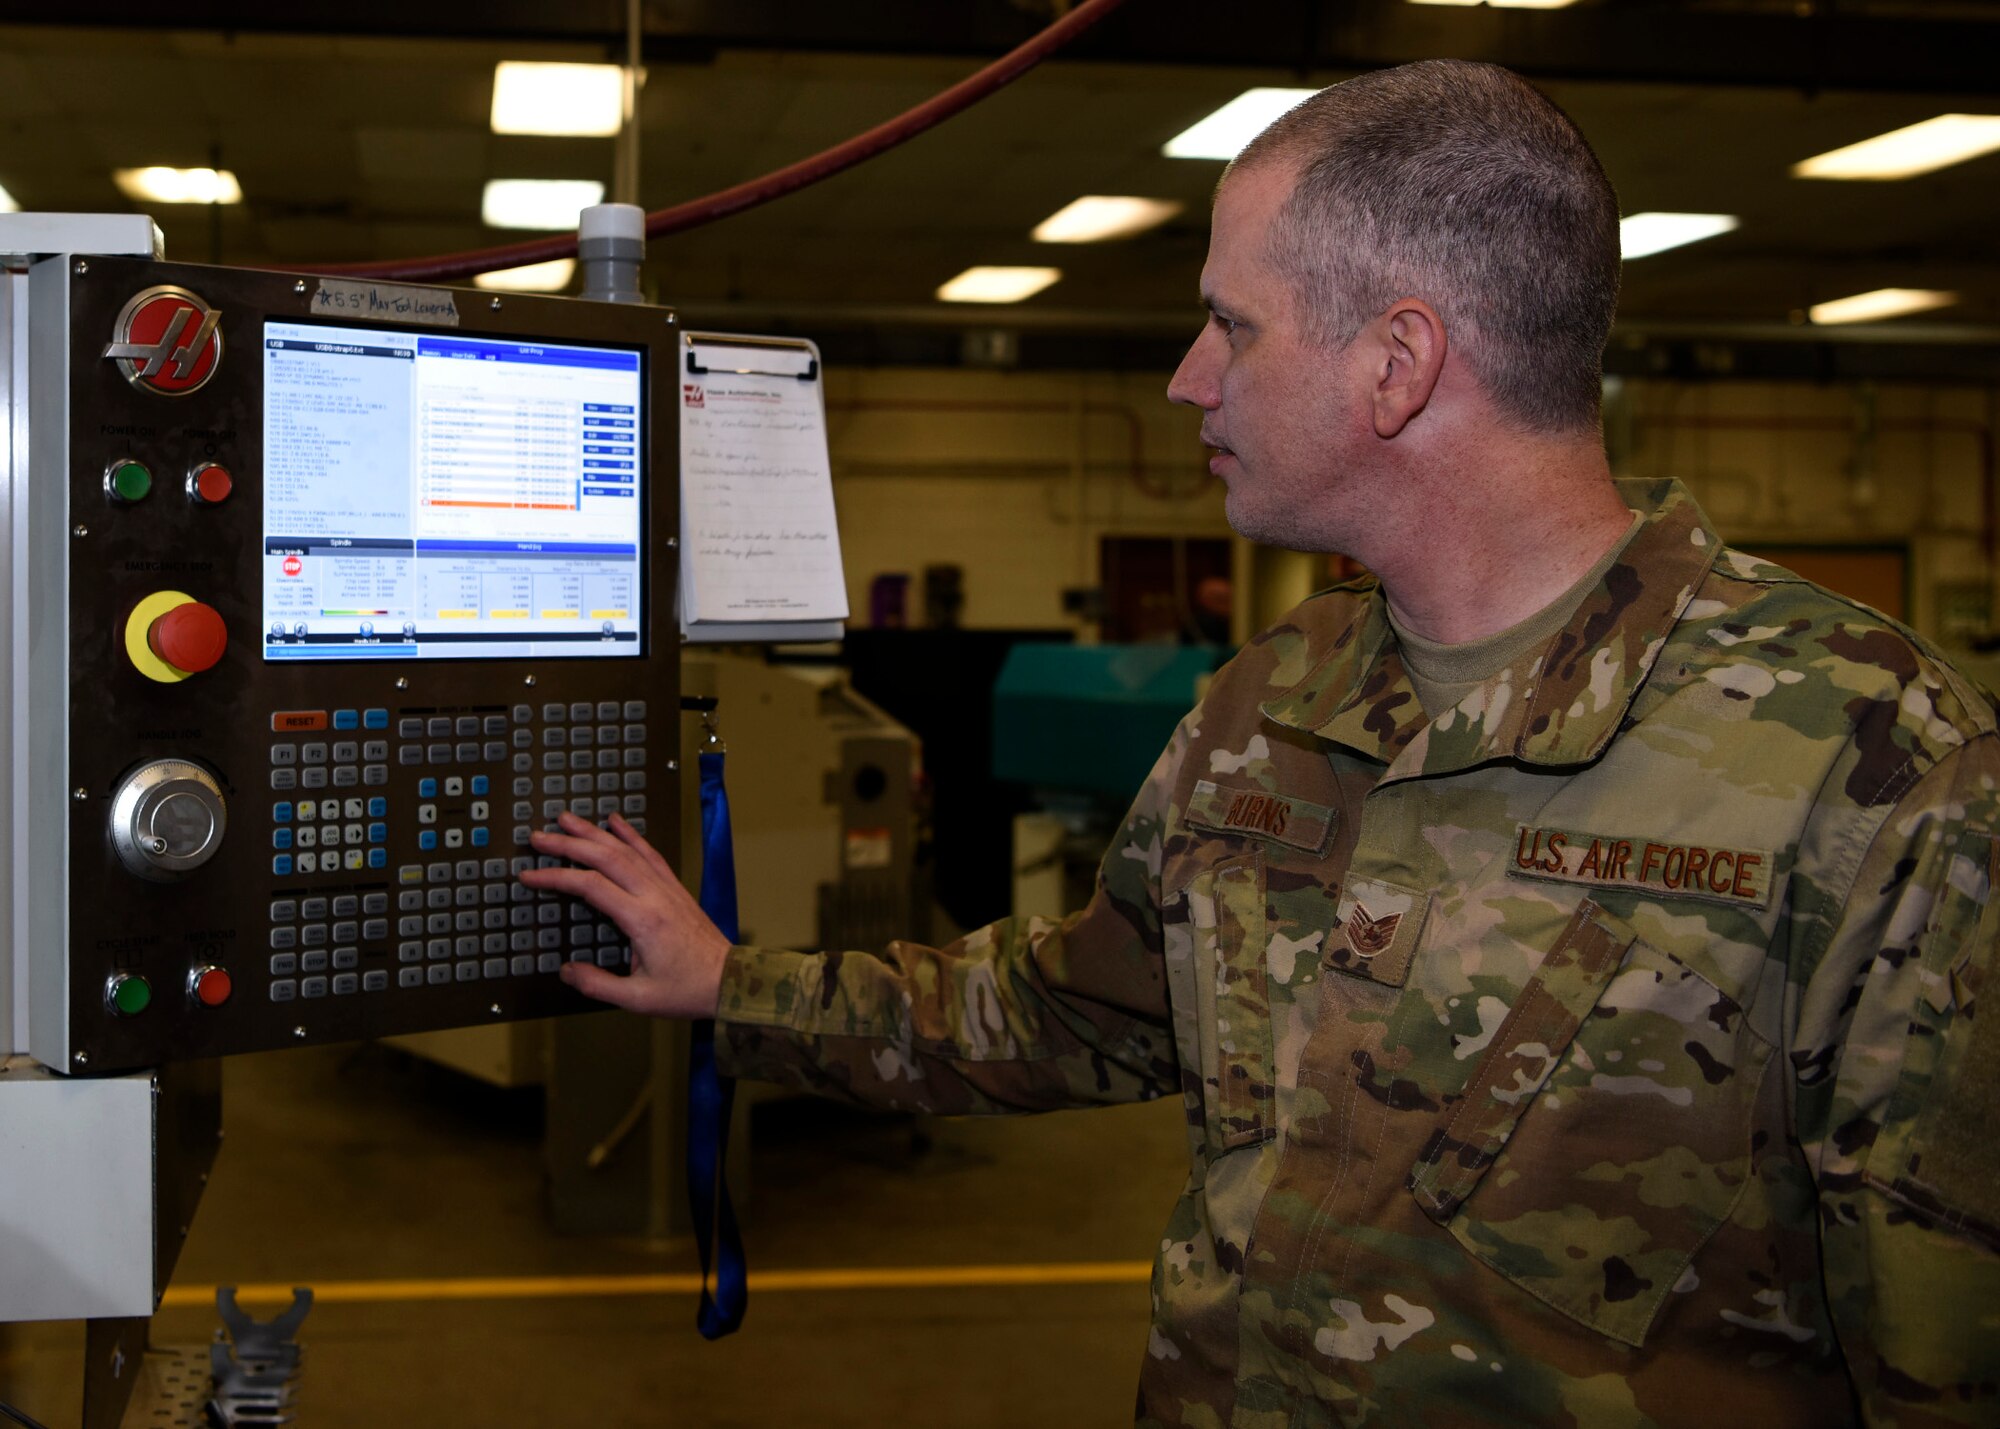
[676,331,848,644]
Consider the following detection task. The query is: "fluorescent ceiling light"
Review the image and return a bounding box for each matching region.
[936,266,1062,303]
[1032,196,1183,243]
[112,167,242,205]
[1620,212,1739,260]
[472,258,578,292]
[490,61,624,138]
[0,182,18,214]
[1793,115,2000,180]
[1487,0,1580,7]
[481,179,606,230]
[1808,288,1958,325]
[1405,1,1482,6]
[1165,88,1319,160]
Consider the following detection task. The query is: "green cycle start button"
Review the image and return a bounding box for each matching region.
[107,973,152,1016]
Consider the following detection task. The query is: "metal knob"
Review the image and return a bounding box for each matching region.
[108,759,227,881]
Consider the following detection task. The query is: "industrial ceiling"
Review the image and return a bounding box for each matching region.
[1,1,1995,376]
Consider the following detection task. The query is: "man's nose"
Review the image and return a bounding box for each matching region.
[1167,326,1219,410]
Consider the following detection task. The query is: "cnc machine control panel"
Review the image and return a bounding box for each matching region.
[28,257,679,1074]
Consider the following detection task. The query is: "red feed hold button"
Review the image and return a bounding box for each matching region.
[191,966,232,1008]
[148,601,228,674]
[189,463,233,505]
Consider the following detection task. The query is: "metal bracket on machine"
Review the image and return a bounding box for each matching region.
[204,1288,312,1427]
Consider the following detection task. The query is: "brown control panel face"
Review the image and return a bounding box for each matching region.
[59,258,679,1073]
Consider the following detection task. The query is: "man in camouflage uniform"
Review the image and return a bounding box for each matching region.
[525,60,2000,1427]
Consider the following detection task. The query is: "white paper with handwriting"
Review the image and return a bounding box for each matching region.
[677,335,847,642]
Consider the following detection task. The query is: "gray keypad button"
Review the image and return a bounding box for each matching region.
[332,920,358,942]
[364,764,389,786]
[510,906,534,927]
[569,925,593,947]
[538,952,564,973]
[269,953,298,976]
[510,954,534,977]
[513,825,534,846]
[537,904,562,926]
[509,929,535,951]
[427,889,450,910]
[271,768,299,790]
[537,927,563,949]
[512,727,532,750]
[363,740,389,761]
[455,742,479,762]
[454,886,479,908]
[570,774,594,794]
[331,895,358,917]
[622,795,646,814]
[483,858,507,879]
[362,893,388,915]
[455,934,480,957]
[595,923,620,943]
[427,965,451,985]
[332,947,358,970]
[570,798,595,816]
[596,702,618,721]
[427,938,451,961]
[425,717,450,737]
[483,957,508,979]
[512,777,533,796]
[399,747,424,766]
[398,966,423,988]
[399,916,424,937]
[456,860,479,880]
[543,727,568,748]
[270,926,299,950]
[483,908,507,930]
[362,919,387,941]
[596,725,619,745]
[595,773,619,793]
[595,750,619,771]
[510,882,533,904]
[629,818,646,836]
[484,715,509,736]
[483,932,508,955]
[301,924,329,948]
[363,970,388,992]
[301,976,329,999]
[569,701,592,721]
[455,911,480,932]
[455,961,479,983]
[543,753,566,772]
[622,724,646,744]
[571,727,595,749]
[513,704,533,723]
[513,801,534,820]
[301,768,328,789]
[427,912,451,934]
[301,950,329,972]
[428,744,452,763]
[542,775,566,795]
[399,718,425,738]
[622,701,646,719]
[271,744,298,766]
[399,890,423,911]
[332,766,359,788]
[623,748,646,768]
[542,800,566,820]
[484,742,507,761]
[569,902,594,922]
[398,942,423,963]
[456,716,480,737]
[270,979,297,1002]
[483,882,507,905]
[332,973,358,995]
[301,742,328,763]
[542,702,565,721]
[301,897,329,919]
[332,741,358,762]
[270,899,298,922]
[596,796,620,816]
[428,862,451,882]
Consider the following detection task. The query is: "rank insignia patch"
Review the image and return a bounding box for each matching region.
[1330,876,1430,988]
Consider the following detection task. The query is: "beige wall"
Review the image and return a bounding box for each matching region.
[821,365,1999,651]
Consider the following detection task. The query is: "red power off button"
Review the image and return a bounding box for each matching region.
[188,463,233,505]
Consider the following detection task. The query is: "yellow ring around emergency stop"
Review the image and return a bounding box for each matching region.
[124,589,197,683]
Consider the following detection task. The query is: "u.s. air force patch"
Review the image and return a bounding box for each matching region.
[1185,779,1334,854]
[1508,824,1775,909]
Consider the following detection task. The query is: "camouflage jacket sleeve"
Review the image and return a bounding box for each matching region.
[710,721,1186,1114]
[1799,731,2000,1425]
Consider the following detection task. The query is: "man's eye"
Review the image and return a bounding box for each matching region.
[1214,314,1239,337]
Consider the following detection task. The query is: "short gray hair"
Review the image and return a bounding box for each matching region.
[1233,60,1620,434]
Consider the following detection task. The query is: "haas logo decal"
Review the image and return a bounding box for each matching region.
[102,286,224,396]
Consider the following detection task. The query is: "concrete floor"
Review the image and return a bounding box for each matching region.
[1,1028,1188,1427]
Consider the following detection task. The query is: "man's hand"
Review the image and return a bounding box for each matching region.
[519,811,731,1019]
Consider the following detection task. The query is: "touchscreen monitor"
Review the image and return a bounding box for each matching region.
[261,320,644,660]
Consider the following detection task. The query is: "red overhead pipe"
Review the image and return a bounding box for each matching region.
[310,0,1136,284]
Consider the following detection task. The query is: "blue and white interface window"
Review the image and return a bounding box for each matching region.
[261,320,644,660]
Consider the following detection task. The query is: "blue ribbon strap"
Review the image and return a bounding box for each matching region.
[690,748,747,1337]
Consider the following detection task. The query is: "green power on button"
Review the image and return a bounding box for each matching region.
[108,460,152,503]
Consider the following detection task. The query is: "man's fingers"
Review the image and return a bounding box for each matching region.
[609,814,674,876]
[520,865,642,928]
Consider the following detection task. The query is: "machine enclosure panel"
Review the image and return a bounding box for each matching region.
[29,257,679,1073]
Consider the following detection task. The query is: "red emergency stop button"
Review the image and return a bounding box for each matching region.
[190,966,232,1008]
[188,463,233,505]
[148,600,228,675]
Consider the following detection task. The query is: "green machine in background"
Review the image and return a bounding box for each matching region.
[992,644,1229,800]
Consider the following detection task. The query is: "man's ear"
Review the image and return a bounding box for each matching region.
[1368,299,1447,439]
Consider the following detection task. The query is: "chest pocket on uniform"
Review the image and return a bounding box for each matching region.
[1406,897,1773,1348]
[1184,854,1277,1158]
